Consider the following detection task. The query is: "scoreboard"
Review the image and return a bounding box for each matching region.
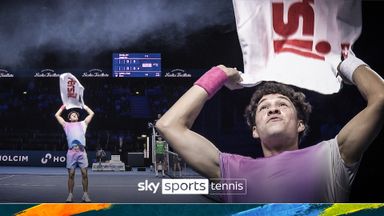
[112,53,161,77]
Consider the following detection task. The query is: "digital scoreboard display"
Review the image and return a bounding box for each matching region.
[112,53,161,77]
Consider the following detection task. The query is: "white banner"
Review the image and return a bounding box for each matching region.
[233,0,362,94]
[59,73,85,109]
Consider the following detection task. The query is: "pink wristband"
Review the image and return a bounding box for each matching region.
[194,66,228,98]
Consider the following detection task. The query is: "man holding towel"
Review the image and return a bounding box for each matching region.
[155,53,384,202]
[55,104,95,202]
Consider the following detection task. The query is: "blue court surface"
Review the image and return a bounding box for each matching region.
[0,166,215,203]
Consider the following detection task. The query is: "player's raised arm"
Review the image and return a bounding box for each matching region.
[155,65,242,179]
[55,105,66,127]
[83,104,95,125]
[337,53,384,165]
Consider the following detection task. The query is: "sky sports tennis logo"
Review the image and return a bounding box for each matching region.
[137,178,246,195]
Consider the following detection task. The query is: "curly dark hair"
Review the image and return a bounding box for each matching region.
[67,111,80,120]
[244,81,312,140]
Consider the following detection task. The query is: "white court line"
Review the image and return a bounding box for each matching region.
[0,183,56,187]
[88,184,139,188]
[0,175,15,181]
[0,184,137,187]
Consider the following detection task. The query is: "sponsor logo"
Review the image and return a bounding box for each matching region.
[0,69,14,78]
[0,155,28,162]
[209,178,247,195]
[34,69,60,77]
[165,69,192,77]
[41,153,66,164]
[137,180,160,194]
[137,178,246,195]
[162,179,209,194]
[271,0,348,60]
[82,69,109,77]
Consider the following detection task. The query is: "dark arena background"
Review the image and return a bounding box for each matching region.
[0,0,383,204]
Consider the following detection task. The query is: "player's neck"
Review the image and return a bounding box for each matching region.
[261,137,299,157]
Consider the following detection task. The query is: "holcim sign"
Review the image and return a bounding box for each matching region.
[0,150,110,167]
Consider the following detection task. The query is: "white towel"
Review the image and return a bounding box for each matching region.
[233,0,362,94]
[59,73,85,109]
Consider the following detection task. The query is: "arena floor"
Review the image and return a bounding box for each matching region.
[0,166,215,203]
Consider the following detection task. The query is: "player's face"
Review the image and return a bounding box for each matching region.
[252,94,304,142]
[69,113,79,122]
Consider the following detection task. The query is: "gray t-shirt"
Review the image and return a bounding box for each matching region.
[220,137,360,203]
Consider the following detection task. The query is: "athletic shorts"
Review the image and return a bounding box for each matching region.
[66,146,88,169]
[156,154,164,163]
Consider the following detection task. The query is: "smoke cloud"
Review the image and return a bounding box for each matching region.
[0,0,234,70]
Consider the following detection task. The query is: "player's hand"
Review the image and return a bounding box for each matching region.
[216,65,243,90]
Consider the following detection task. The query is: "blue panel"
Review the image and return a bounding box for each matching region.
[112,53,161,77]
